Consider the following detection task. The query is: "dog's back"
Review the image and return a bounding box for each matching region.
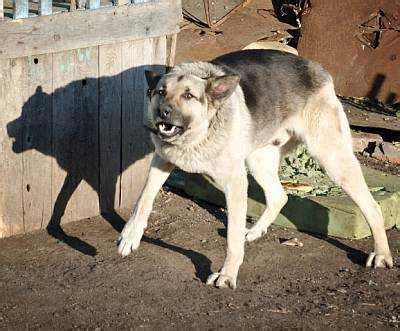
[212,50,332,144]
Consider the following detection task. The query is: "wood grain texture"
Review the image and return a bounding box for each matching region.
[70,47,99,221]
[86,0,100,9]
[0,58,25,237]
[13,0,29,19]
[115,0,129,5]
[120,39,153,209]
[99,43,122,212]
[52,47,100,226]
[21,54,53,232]
[120,36,168,209]
[39,0,53,15]
[0,0,181,59]
[52,50,77,224]
[166,34,177,69]
[0,0,4,19]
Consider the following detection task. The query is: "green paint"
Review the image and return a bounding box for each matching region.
[77,48,92,63]
[59,62,73,74]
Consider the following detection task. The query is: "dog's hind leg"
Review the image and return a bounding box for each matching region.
[301,85,393,268]
[245,145,288,242]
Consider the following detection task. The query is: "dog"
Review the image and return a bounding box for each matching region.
[118,49,393,289]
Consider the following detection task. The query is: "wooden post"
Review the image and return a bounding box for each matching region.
[39,0,52,15]
[0,0,4,19]
[70,0,76,11]
[86,0,100,9]
[13,0,29,19]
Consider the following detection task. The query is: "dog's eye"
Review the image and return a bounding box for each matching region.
[157,89,166,97]
[146,89,153,97]
[182,92,194,100]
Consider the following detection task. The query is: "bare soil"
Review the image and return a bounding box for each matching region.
[357,154,400,177]
[1,188,399,330]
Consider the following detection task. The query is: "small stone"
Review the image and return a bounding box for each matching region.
[281,237,303,247]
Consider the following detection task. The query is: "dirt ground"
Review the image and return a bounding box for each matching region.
[1,188,399,330]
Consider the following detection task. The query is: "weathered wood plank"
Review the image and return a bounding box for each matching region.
[0,59,7,237]
[115,0,129,5]
[70,0,77,11]
[52,50,77,225]
[0,0,4,19]
[52,48,100,226]
[0,58,25,237]
[13,0,29,19]
[39,0,53,15]
[86,0,100,9]
[0,0,181,60]
[120,36,168,209]
[166,34,177,69]
[99,43,122,212]
[21,54,53,232]
[120,39,152,209]
[71,47,100,221]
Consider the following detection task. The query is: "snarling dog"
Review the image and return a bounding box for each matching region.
[118,50,393,289]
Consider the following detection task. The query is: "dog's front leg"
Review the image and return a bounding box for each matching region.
[118,154,174,257]
[207,167,248,289]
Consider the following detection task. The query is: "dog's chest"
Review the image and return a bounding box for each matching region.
[156,144,214,174]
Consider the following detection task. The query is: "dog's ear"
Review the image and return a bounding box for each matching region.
[145,70,162,90]
[206,75,240,101]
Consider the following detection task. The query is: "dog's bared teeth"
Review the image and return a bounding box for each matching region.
[158,123,177,136]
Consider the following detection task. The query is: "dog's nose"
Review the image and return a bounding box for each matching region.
[159,107,171,120]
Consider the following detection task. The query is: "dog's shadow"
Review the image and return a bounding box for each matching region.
[6,64,213,283]
[142,235,212,283]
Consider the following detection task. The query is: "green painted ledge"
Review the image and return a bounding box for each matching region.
[173,166,400,239]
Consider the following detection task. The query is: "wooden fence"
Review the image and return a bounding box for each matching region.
[0,0,181,238]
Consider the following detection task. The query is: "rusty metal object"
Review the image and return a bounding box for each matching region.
[298,0,400,104]
[182,0,247,28]
[355,9,400,49]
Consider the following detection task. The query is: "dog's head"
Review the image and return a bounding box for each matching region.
[144,70,240,145]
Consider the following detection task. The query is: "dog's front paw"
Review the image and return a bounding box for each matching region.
[366,252,393,268]
[117,226,144,257]
[206,272,237,289]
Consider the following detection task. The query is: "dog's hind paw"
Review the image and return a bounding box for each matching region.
[245,226,266,242]
[366,252,393,268]
[206,272,237,289]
